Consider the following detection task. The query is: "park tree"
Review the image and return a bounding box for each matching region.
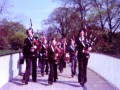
[52,0,120,55]
[54,0,93,28]
[0,19,13,49]
[0,0,10,15]
[0,0,27,50]
[43,7,82,39]
[88,0,120,54]
[43,7,71,37]
[0,19,26,49]
[92,0,120,41]
[11,32,27,50]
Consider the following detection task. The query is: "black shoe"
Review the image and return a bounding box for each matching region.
[60,70,63,73]
[54,79,56,82]
[22,80,28,85]
[33,80,36,82]
[48,81,53,85]
[22,80,25,83]
[71,75,74,78]
[80,82,84,87]
[46,72,48,75]
[41,73,44,77]
[25,81,28,85]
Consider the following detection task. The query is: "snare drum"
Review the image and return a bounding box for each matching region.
[65,53,70,62]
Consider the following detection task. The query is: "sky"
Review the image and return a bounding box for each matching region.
[10,0,61,32]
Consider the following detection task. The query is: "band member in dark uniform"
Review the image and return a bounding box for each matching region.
[69,39,77,78]
[22,28,38,85]
[76,29,92,86]
[54,42,61,81]
[59,37,67,73]
[48,38,60,85]
[40,38,49,76]
[37,38,42,70]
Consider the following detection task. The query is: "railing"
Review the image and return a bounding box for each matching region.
[88,53,120,89]
[0,52,26,88]
[0,52,120,89]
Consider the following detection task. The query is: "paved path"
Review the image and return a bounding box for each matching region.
[0,63,118,90]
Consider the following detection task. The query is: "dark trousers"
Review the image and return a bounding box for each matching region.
[71,56,77,75]
[41,58,49,74]
[48,59,56,83]
[78,57,88,83]
[38,56,42,69]
[62,54,66,68]
[41,59,45,74]
[45,60,49,74]
[59,56,65,72]
[23,56,37,82]
[31,57,37,81]
[63,62,66,68]
[54,63,58,80]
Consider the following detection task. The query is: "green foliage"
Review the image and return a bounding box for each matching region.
[110,33,120,55]
[51,0,120,56]
[92,31,120,56]
[0,50,21,55]
[0,19,27,50]
[9,21,26,33]
[11,32,27,50]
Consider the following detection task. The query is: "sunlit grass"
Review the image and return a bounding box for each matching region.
[0,50,21,55]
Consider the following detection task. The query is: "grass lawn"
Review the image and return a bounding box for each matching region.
[0,50,21,55]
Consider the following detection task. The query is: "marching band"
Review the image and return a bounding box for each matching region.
[22,27,94,87]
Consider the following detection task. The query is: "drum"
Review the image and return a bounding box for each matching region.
[65,53,70,62]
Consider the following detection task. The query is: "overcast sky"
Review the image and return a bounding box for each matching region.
[10,0,61,32]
